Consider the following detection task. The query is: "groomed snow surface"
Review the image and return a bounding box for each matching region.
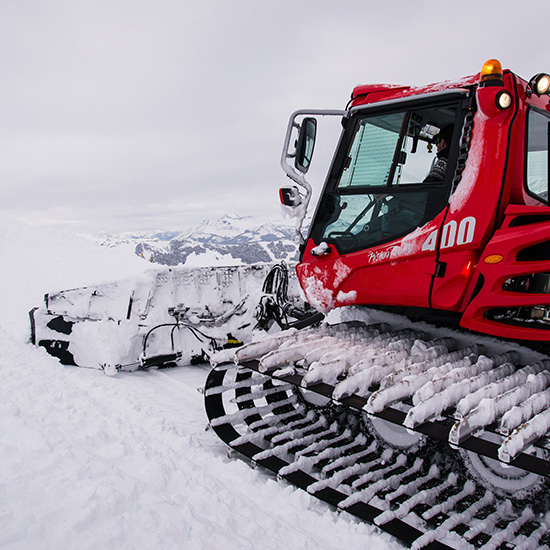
[0,218,398,550]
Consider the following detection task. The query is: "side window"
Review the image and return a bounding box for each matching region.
[399,132,438,184]
[527,109,550,202]
[397,108,458,185]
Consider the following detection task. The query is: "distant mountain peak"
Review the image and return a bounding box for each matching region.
[98,214,300,268]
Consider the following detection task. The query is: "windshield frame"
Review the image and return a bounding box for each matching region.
[525,105,550,205]
[307,90,473,256]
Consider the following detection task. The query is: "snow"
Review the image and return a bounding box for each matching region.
[339,454,409,509]
[0,218,397,550]
[499,407,550,464]
[0,217,153,342]
[404,362,515,430]
[410,490,495,550]
[449,112,487,215]
[376,469,452,529]
[449,371,550,444]
[184,248,242,267]
[299,268,336,313]
[499,387,550,436]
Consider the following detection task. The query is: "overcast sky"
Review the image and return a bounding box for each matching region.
[1,0,549,234]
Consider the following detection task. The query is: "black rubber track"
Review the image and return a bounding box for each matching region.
[204,363,458,550]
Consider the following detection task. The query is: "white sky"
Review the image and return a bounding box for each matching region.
[1,0,549,234]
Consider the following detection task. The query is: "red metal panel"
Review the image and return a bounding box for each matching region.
[296,213,444,312]
[461,205,550,340]
[430,75,518,311]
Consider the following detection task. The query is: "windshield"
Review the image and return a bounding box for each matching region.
[311,100,463,254]
[339,112,406,188]
[315,191,430,251]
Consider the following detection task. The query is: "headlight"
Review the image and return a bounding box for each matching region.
[495,90,513,109]
[528,73,550,96]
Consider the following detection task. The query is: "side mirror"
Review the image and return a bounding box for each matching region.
[279,186,302,207]
[294,117,317,173]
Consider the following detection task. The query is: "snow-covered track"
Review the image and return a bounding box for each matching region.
[204,321,550,549]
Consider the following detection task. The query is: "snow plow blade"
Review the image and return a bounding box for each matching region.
[204,319,550,549]
[30,263,317,373]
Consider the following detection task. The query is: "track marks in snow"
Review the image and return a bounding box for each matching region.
[0,332,396,550]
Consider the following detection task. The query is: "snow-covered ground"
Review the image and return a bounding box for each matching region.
[0,218,398,550]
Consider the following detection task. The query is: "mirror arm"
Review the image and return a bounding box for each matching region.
[280,109,347,243]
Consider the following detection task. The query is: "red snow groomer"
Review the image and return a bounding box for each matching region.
[283,59,550,345]
[206,61,550,549]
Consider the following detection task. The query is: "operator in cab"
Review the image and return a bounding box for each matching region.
[424,124,453,183]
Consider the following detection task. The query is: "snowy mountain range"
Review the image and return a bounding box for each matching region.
[95,213,301,266]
